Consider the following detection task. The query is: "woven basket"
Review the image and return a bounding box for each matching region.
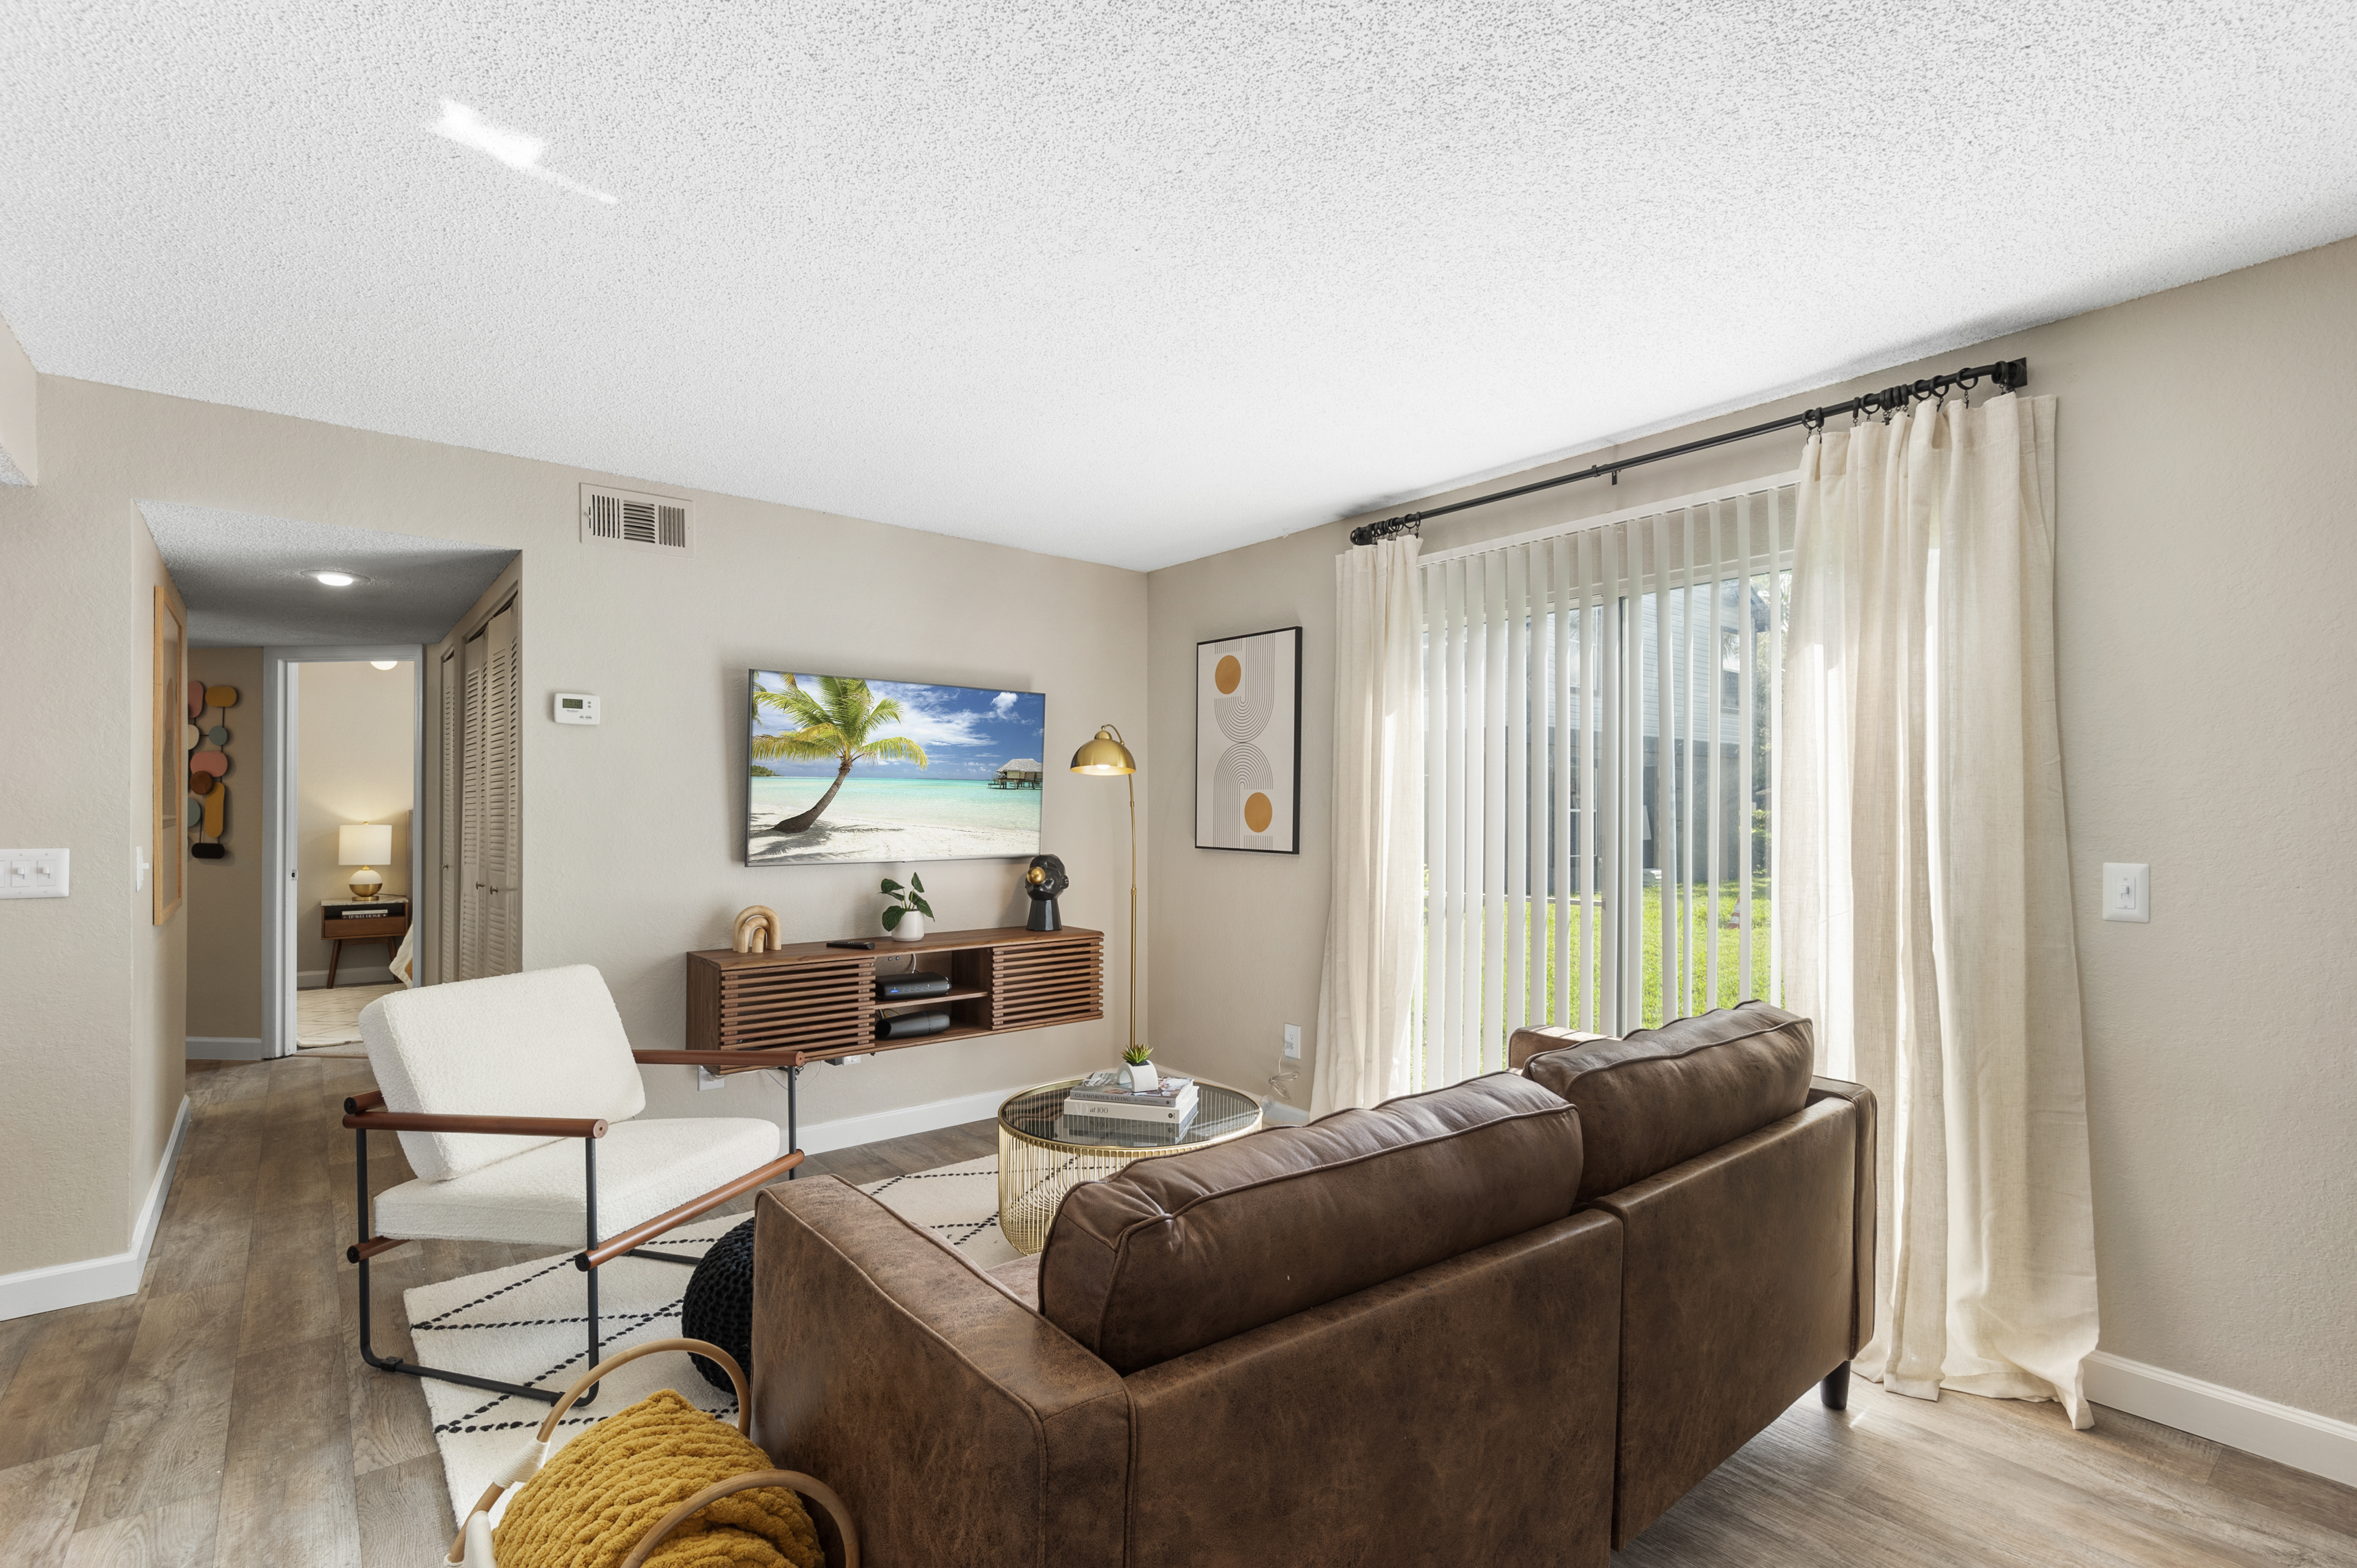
[445,1337,857,1567]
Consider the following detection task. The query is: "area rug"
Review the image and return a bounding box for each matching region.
[405,1154,1007,1524]
[296,981,401,1051]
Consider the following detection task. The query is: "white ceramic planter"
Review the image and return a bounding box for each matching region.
[889,910,927,942]
[1121,1059,1159,1092]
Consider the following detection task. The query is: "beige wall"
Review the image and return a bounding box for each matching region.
[0,313,34,486]
[1147,235,2357,1426]
[186,646,265,1040]
[1,372,1146,1282]
[295,660,414,982]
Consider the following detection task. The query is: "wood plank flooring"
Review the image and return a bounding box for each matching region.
[2,1054,2350,1567]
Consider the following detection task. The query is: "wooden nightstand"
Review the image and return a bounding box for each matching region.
[322,899,410,988]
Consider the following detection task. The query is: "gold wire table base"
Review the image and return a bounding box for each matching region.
[996,1077,1262,1255]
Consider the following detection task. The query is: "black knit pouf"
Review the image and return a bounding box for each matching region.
[681,1218,757,1391]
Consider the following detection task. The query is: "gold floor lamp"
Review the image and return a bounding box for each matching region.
[1069,725,1141,1055]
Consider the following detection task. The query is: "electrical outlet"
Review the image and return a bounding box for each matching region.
[697,1066,726,1091]
[2101,863,2150,923]
[1282,1023,1302,1060]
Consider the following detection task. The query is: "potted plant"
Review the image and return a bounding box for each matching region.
[880,874,932,942]
[1120,1043,1157,1092]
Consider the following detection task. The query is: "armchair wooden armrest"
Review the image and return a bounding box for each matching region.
[633,1049,808,1069]
[341,1108,610,1138]
[576,1150,807,1269]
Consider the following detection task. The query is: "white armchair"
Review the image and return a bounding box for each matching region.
[343,964,804,1406]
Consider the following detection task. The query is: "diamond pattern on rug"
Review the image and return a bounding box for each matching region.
[403,1152,1010,1526]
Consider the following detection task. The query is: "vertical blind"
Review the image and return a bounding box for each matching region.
[1415,479,1796,1086]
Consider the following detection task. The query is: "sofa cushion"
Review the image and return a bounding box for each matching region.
[1520,1002,1814,1203]
[1036,1072,1582,1374]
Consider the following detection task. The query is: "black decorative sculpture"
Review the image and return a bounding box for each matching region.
[1023,854,1069,932]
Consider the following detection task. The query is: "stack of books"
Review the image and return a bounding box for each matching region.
[1063,1071,1199,1141]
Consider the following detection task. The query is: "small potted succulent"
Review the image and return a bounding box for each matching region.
[1120,1042,1157,1092]
[880,874,932,942]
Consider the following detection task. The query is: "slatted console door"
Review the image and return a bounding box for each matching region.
[685,926,1104,1070]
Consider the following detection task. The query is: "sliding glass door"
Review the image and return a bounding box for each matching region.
[1416,481,1794,1085]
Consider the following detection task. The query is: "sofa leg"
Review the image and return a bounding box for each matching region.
[1821,1361,1851,1410]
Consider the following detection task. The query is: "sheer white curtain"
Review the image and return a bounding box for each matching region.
[1312,537,1425,1113]
[1781,391,2100,1426]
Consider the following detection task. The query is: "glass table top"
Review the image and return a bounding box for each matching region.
[998,1075,1261,1152]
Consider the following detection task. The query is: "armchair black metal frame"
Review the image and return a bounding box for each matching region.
[342,1047,805,1408]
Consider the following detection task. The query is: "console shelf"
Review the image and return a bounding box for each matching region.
[685,926,1104,1070]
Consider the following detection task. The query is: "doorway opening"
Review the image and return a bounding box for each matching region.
[141,502,517,1062]
[282,654,422,1053]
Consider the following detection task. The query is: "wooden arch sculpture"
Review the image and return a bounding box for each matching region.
[732,906,785,953]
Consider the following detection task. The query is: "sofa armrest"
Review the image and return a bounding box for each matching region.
[752,1179,1129,1568]
[1807,1076,1878,1355]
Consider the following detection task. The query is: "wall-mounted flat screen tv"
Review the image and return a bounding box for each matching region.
[746,670,1047,866]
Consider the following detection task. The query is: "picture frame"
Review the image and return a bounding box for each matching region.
[1194,625,1302,854]
[153,586,186,924]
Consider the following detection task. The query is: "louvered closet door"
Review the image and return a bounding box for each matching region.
[458,627,490,979]
[453,601,522,979]
[1417,485,1793,1082]
[437,647,462,983]
[479,601,522,974]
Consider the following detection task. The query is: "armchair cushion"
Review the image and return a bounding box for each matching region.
[359,965,647,1180]
[374,1116,781,1247]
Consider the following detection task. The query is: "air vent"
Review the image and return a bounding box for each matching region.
[580,483,693,556]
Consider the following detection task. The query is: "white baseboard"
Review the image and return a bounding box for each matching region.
[187,1035,266,1060]
[0,1096,192,1321]
[298,966,393,989]
[2084,1350,2357,1487]
[791,1084,1024,1157]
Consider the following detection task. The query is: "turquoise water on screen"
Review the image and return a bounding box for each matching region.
[750,776,1040,832]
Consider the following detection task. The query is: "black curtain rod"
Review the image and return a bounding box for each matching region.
[1347,358,2029,546]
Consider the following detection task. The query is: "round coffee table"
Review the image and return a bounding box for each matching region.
[997,1076,1262,1254]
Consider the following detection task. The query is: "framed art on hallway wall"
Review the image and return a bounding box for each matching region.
[1195,626,1301,854]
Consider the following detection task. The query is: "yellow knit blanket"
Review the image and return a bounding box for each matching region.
[493,1389,822,1567]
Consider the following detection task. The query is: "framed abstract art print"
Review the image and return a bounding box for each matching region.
[1194,626,1301,854]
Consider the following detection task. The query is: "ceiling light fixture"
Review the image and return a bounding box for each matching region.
[312,570,356,587]
[429,99,617,204]
[370,660,398,670]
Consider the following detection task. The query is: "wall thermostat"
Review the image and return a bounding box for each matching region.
[553,693,601,725]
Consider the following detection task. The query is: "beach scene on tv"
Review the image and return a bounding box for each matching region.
[746,672,1046,865]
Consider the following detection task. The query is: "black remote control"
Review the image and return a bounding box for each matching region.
[826,938,877,950]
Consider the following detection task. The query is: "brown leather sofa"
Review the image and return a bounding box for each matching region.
[1510,1002,1876,1548]
[750,1003,1874,1566]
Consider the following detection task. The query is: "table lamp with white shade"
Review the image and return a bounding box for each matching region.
[339,822,393,900]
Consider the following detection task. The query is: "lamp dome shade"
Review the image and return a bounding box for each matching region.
[339,823,393,866]
[1070,727,1136,775]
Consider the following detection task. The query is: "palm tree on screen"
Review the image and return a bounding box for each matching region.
[753,675,930,832]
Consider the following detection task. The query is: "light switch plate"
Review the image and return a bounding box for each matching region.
[553,693,601,725]
[2102,862,2150,923]
[0,848,71,899]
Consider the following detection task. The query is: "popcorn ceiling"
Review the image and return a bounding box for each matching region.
[11,3,2357,571]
